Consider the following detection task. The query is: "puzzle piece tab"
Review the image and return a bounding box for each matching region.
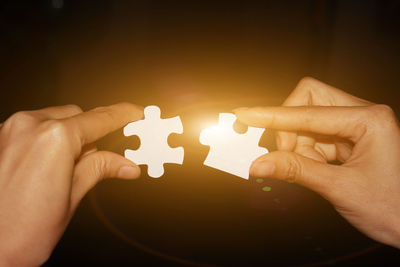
[200,113,268,179]
[124,105,184,178]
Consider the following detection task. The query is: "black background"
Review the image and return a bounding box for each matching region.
[1,0,400,266]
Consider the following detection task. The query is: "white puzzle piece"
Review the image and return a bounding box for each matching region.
[200,113,268,179]
[124,105,184,178]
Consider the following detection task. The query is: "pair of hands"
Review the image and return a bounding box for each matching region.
[1,77,399,266]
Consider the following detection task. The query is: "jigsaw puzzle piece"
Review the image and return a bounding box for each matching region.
[199,114,236,146]
[144,105,161,119]
[125,147,168,178]
[245,127,265,142]
[123,105,184,178]
[142,146,184,178]
[123,120,144,136]
[200,113,268,179]
[219,113,236,128]
[162,116,183,135]
[199,127,216,146]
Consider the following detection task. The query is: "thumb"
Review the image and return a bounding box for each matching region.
[250,151,344,197]
[70,151,140,212]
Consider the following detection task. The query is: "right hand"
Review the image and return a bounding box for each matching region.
[234,77,400,248]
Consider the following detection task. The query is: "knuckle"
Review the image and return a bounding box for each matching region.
[4,111,38,132]
[284,155,303,183]
[66,104,83,114]
[366,104,398,128]
[46,120,69,136]
[292,76,320,97]
[93,106,117,121]
[298,76,316,86]
[10,111,35,122]
[296,76,318,91]
[371,104,395,117]
[37,120,71,146]
[94,153,108,179]
[9,111,36,123]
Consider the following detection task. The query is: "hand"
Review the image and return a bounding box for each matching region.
[234,77,400,248]
[0,103,143,266]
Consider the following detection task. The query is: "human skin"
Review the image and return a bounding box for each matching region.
[234,77,400,249]
[0,103,143,266]
[1,80,399,266]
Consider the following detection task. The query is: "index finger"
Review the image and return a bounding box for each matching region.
[234,106,369,143]
[64,102,143,147]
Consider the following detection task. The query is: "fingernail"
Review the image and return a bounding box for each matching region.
[250,161,275,177]
[118,166,140,179]
[232,107,248,113]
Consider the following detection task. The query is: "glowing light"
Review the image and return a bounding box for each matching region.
[201,125,223,135]
[199,113,268,179]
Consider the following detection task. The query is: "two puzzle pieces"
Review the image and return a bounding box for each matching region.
[123,105,268,179]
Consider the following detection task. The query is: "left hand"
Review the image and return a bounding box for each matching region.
[0,103,143,266]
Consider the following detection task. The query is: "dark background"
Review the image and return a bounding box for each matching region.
[1,0,400,266]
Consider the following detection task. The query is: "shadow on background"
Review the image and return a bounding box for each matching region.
[1,0,400,265]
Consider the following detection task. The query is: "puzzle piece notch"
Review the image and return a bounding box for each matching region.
[124,105,184,178]
[200,113,268,179]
